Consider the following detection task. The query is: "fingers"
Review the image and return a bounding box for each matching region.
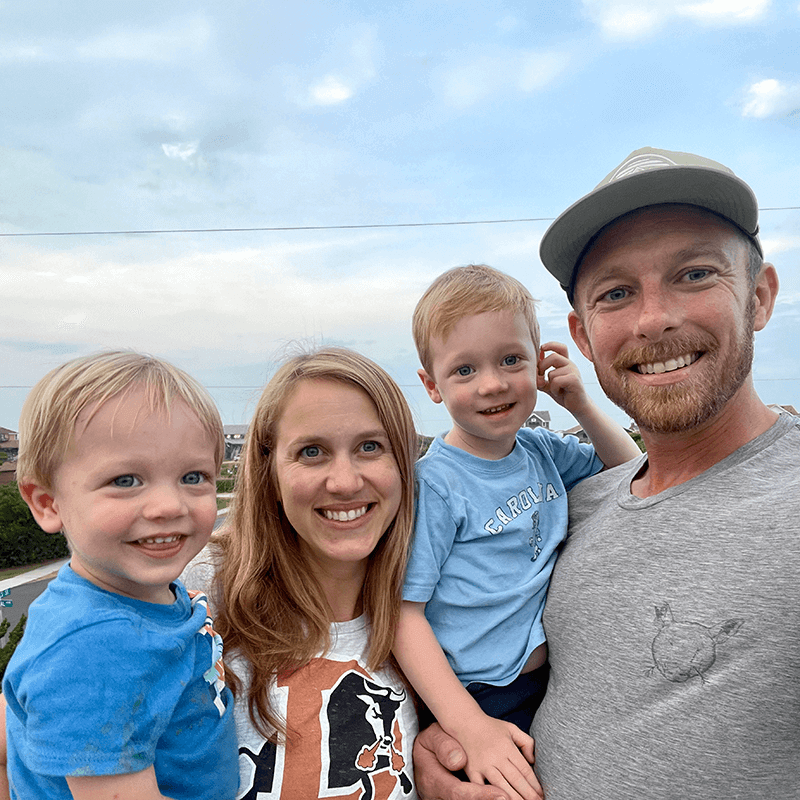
[418,722,468,772]
[416,723,501,800]
[507,725,535,764]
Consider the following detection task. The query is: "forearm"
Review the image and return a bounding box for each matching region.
[67,766,174,800]
[395,603,485,736]
[572,401,640,467]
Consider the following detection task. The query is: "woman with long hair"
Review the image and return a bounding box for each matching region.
[185,347,419,800]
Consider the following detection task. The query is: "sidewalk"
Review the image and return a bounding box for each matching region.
[0,559,70,593]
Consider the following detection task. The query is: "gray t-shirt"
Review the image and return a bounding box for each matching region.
[531,413,800,799]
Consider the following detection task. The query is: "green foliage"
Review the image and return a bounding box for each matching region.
[630,431,646,452]
[0,483,70,567]
[216,478,235,494]
[0,451,7,465]
[0,614,27,683]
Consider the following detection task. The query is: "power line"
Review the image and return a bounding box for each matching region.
[0,217,554,238]
[1,206,798,238]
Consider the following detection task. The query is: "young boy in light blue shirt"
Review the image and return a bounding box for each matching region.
[394,265,640,800]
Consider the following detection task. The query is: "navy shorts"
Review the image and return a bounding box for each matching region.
[466,662,550,732]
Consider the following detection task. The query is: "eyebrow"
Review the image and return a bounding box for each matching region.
[670,244,735,266]
[288,428,390,446]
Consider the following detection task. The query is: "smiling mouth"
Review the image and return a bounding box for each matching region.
[634,352,700,375]
[479,403,514,415]
[134,535,183,545]
[321,505,370,522]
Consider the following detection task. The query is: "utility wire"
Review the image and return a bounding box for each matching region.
[0,218,554,238]
[0,206,798,238]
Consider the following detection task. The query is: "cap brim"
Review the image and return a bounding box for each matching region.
[540,166,760,293]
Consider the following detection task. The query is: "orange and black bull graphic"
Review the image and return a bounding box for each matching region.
[238,669,413,799]
[326,672,413,799]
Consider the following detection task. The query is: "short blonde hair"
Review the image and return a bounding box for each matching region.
[412,264,540,376]
[18,350,224,489]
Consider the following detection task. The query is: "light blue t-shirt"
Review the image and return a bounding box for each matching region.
[3,564,239,800]
[403,427,602,686]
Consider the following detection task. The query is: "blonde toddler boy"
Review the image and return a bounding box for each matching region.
[394,265,640,800]
[1,352,238,800]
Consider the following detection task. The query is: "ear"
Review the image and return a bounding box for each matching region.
[417,369,443,404]
[18,482,65,534]
[752,263,779,332]
[568,310,594,363]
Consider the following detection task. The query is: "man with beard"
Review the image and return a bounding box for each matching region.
[413,148,800,800]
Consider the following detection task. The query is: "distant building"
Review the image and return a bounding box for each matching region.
[0,427,19,461]
[560,423,591,444]
[0,460,16,486]
[223,424,249,461]
[769,403,798,416]
[524,410,551,430]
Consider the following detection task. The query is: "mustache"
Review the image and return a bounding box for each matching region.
[611,335,715,371]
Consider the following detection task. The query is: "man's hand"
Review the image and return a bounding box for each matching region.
[415,723,516,800]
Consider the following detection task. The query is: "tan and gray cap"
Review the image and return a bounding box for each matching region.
[539,146,763,301]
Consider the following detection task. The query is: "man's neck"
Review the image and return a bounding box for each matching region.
[631,386,779,498]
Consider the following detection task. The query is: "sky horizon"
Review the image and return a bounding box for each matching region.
[2,1,799,437]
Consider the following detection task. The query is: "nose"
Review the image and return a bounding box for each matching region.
[632,287,683,341]
[143,484,189,520]
[477,368,508,396]
[325,454,365,495]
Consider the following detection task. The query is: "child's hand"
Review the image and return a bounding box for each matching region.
[451,714,542,800]
[538,341,590,415]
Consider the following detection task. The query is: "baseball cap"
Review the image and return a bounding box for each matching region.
[539,146,763,301]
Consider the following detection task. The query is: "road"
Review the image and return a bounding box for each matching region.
[1,577,52,633]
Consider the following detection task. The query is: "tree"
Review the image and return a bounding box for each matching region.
[0,483,69,566]
[0,615,27,682]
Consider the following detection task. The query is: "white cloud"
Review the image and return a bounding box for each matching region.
[496,16,520,34]
[581,0,770,40]
[440,49,570,109]
[286,24,379,109]
[677,0,769,23]
[0,44,49,62]
[162,141,200,161]
[742,78,800,119]
[76,16,211,61]
[762,234,800,255]
[309,76,354,106]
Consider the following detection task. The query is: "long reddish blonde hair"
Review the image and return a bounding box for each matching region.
[210,347,417,740]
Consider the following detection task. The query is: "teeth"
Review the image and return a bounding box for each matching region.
[137,535,181,545]
[638,353,698,375]
[323,506,368,521]
[482,404,510,414]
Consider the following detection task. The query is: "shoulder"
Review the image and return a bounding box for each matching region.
[181,545,222,594]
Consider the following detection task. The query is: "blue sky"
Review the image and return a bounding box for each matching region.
[2,0,799,436]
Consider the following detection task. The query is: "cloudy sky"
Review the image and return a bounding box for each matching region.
[2,0,799,436]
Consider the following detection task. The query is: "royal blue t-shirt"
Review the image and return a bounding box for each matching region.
[3,564,239,799]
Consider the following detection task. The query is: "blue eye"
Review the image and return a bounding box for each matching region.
[602,287,628,302]
[456,365,474,377]
[361,441,380,453]
[300,445,321,458]
[112,475,141,488]
[182,471,207,485]
[502,355,519,367]
[685,269,710,282]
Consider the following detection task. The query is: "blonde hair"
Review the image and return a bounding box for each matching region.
[18,350,224,489]
[210,347,417,740]
[412,264,540,376]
